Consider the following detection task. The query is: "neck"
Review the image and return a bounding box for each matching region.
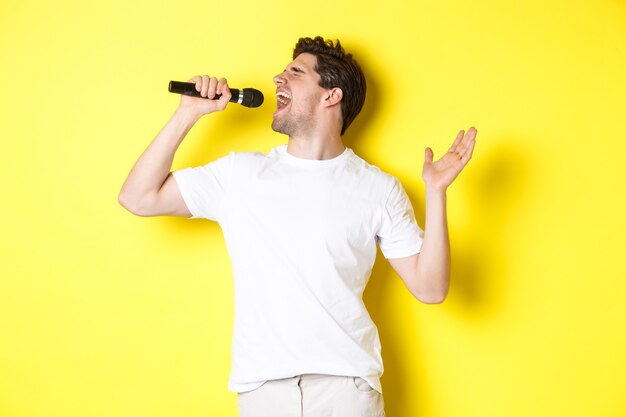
[286,130,345,160]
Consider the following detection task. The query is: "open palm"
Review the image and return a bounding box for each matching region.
[422,127,477,191]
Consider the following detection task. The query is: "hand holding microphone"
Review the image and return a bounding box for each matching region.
[170,75,263,117]
[173,75,232,116]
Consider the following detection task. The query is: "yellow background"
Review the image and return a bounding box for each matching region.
[1,0,625,416]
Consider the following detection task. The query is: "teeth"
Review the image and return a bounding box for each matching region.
[276,91,291,108]
[276,91,291,107]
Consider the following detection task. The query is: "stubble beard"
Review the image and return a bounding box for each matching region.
[271,107,315,137]
[271,117,295,136]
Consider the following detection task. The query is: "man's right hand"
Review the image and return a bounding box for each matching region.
[119,74,232,218]
[178,75,232,117]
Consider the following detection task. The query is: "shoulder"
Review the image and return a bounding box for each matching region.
[217,147,278,167]
[346,149,400,192]
[221,146,283,181]
[230,144,284,162]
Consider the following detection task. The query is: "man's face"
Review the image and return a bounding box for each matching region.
[271,53,326,137]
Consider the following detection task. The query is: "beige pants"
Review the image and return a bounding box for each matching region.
[237,374,385,417]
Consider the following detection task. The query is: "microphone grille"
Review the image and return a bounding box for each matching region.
[241,88,264,108]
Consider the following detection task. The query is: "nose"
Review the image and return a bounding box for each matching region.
[273,72,286,86]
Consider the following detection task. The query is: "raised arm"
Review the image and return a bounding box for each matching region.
[388,127,476,304]
[118,75,231,217]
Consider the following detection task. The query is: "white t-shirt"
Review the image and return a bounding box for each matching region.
[172,144,424,394]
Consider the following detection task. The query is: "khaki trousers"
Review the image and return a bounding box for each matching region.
[237,374,386,417]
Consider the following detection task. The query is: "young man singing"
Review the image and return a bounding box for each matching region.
[119,36,476,417]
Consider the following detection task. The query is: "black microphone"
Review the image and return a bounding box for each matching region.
[168,81,264,108]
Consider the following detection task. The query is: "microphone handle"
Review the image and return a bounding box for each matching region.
[169,81,242,103]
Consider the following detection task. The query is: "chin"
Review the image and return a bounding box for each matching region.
[271,119,291,136]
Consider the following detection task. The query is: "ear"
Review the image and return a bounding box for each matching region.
[323,87,343,107]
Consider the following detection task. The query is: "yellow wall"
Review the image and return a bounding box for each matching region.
[1,0,625,416]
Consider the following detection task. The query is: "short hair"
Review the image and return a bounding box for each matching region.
[293,36,366,135]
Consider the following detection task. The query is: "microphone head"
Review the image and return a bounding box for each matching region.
[241,88,264,108]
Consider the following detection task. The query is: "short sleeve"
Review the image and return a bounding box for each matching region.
[171,151,234,221]
[376,177,424,259]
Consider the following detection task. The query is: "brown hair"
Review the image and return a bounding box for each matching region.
[293,36,366,135]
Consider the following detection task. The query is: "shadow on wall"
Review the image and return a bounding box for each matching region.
[365,137,532,416]
[340,45,380,152]
[451,139,531,316]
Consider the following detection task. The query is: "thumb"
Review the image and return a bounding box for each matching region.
[424,147,434,164]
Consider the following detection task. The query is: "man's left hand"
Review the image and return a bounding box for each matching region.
[422,127,477,192]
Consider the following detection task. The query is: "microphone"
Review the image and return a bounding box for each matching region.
[168,81,264,108]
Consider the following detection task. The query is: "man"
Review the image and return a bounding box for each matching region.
[119,36,476,417]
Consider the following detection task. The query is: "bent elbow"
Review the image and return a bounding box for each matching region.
[424,295,447,304]
[118,191,134,213]
[118,192,148,216]
[415,290,448,305]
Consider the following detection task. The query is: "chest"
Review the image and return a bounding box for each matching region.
[224,168,383,243]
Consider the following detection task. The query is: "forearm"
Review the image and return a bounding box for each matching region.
[119,107,201,209]
[415,187,451,303]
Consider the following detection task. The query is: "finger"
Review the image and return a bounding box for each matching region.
[424,147,434,164]
[460,136,476,165]
[216,77,230,97]
[201,75,210,97]
[214,78,231,110]
[466,126,478,140]
[447,130,464,154]
[188,75,202,92]
[457,126,478,156]
[458,131,476,163]
[207,77,219,99]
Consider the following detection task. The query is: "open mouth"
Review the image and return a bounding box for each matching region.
[276,91,292,112]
